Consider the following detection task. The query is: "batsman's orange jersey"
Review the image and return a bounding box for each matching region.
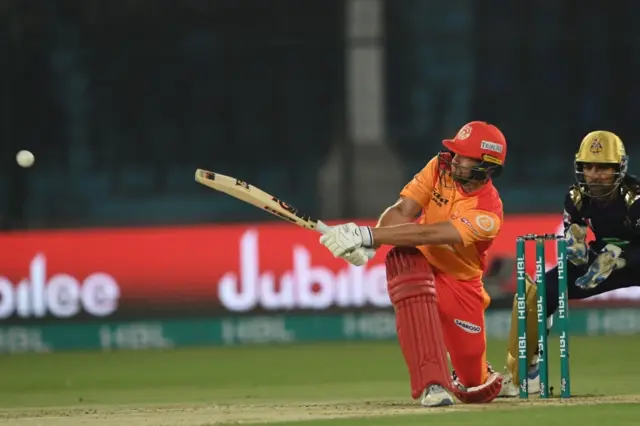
[399,156,503,281]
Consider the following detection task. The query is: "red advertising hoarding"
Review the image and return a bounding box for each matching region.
[0,215,637,322]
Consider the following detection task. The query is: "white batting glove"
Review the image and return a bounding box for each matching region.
[565,223,588,266]
[319,223,374,258]
[341,247,377,267]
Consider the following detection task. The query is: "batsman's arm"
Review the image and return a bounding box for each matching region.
[366,209,499,248]
[370,221,463,247]
[366,157,440,248]
[376,197,422,227]
[370,196,428,249]
[383,157,437,227]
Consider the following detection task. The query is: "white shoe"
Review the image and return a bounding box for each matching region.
[420,384,455,407]
[498,360,541,397]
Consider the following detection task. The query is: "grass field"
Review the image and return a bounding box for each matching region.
[1,336,639,425]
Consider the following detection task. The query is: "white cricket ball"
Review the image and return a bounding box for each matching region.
[16,150,35,168]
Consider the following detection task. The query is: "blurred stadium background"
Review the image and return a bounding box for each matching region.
[1,0,640,354]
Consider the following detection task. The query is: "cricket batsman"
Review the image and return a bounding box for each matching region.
[319,121,508,406]
[500,130,640,396]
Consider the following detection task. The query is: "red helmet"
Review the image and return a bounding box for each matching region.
[442,121,507,166]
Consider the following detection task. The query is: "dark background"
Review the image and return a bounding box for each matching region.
[1,0,638,322]
[2,0,638,230]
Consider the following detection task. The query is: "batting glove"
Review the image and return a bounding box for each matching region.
[319,222,374,258]
[341,247,377,267]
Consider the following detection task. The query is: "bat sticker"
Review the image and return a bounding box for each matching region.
[235,179,250,189]
[271,197,315,224]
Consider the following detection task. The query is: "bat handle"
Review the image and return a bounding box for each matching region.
[316,220,331,234]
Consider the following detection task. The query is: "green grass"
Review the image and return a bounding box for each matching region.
[257,405,640,426]
[0,336,638,425]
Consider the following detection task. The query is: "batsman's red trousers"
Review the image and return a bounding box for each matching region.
[434,270,491,388]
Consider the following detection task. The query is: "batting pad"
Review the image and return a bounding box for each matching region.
[386,247,451,399]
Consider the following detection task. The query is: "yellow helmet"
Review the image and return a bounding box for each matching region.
[574,130,628,197]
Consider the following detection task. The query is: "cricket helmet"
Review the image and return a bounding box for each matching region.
[440,121,507,181]
[574,130,628,198]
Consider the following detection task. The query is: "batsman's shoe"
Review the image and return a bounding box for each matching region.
[450,362,496,391]
[498,361,541,397]
[420,384,454,407]
[448,362,503,404]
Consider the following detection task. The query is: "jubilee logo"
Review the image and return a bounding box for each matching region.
[0,254,120,319]
[218,230,392,312]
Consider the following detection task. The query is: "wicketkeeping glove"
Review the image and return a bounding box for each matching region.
[565,223,588,266]
[575,244,626,289]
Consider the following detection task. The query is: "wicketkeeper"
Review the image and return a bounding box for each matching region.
[500,130,640,396]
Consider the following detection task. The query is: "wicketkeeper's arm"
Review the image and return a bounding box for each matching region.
[584,197,640,266]
[563,191,589,265]
[619,200,640,266]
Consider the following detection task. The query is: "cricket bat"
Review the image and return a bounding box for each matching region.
[195,169,330,234]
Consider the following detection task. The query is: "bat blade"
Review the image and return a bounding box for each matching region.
[195,169,329,233]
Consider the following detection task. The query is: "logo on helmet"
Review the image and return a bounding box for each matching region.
[481,154,503,165]
[589,138,603,155]
[456,125,472,140]
[480,140,503,154]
